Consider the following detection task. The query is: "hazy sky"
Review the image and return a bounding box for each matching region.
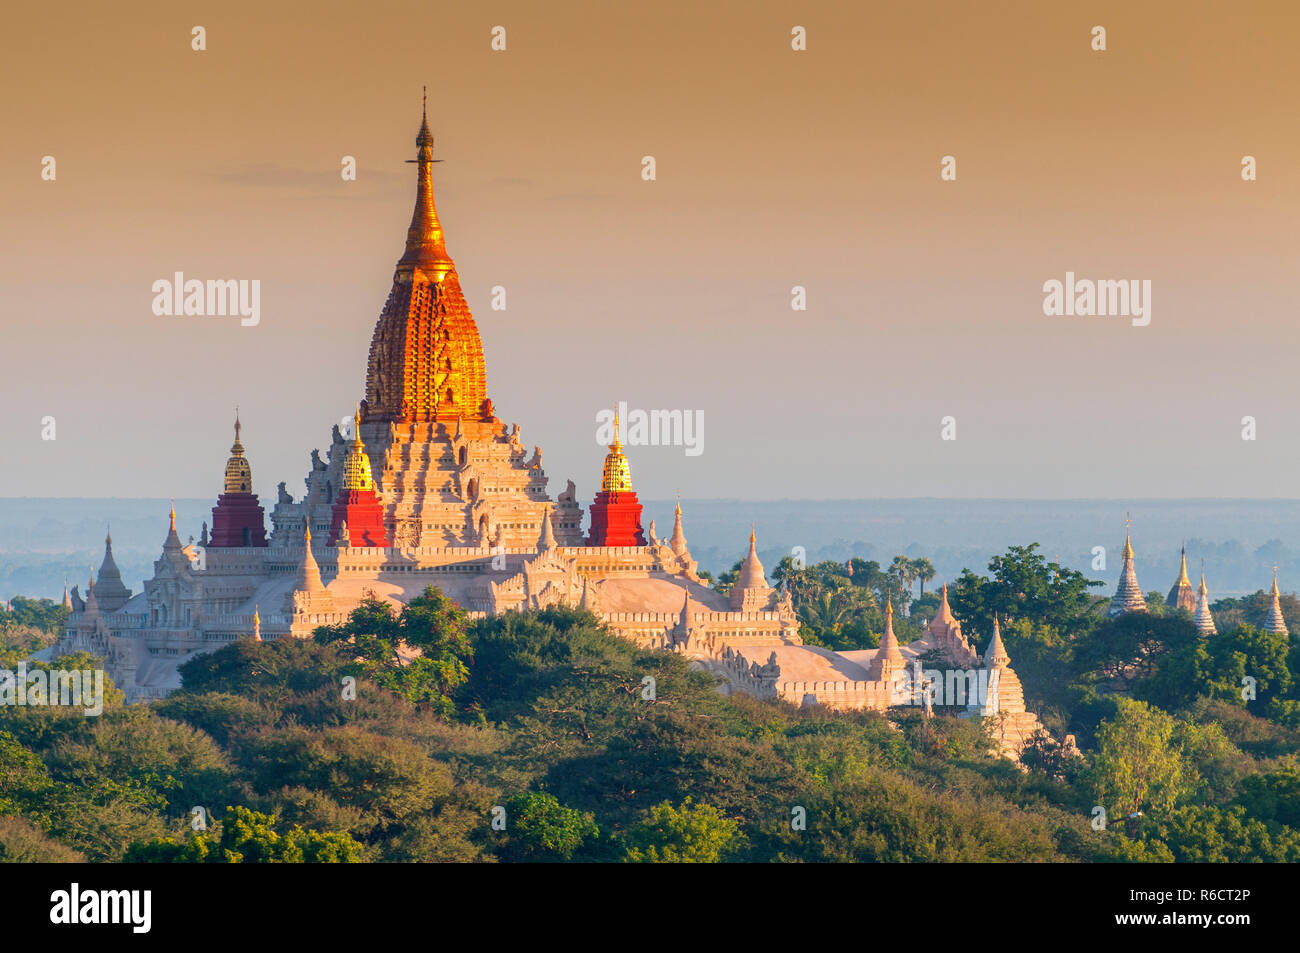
[3,1,1299,501]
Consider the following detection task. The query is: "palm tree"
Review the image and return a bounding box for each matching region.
[798,591,851,635]
[891,555,914,595]
[912,557,936,598]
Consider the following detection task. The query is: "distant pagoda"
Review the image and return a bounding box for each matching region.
[1193,564,1216,636]
[1109,517,1148,616]
[1166,545,1196,612]
[1265,567,1289,636]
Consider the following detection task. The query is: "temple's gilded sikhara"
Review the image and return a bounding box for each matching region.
[366,100,486,422]
[53,105,1046,759]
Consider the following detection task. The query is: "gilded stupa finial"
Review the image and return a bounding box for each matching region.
[341,404,376,492]
[600,404,632,493]
[225,409,253,493]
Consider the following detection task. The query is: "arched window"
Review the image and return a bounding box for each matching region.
[458,447,468,466]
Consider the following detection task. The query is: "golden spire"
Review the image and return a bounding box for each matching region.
[340,405,376,492]
[1123,512,1134,559]
[1178,544,1191,585]
[169,500,176,532]
[224,409,253,494]
[397,89,454,282]
[600,406,633,493]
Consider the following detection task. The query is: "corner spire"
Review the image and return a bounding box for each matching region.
[669,498,688,556]
[869,594,905,678]
[296,524,324,593]
[736,526,766,590]
[164,500,183,553]
[537,504,557,553]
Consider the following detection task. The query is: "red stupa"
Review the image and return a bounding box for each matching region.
[209,414,268,547]
[587,412,646,546]
[328,408,389,547]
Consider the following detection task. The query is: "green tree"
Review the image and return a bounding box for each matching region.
[313,586,472,716]
[911,558,936,598]
[711,560,743,596]
[1075,612,1197,691]
[126,805,363,863]
[502,791,599,861]
[1088,699,1197,819]
[623,798,741,863]
[951,544,1102,636]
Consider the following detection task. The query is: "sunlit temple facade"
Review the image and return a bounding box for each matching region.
[55,108,1043,759]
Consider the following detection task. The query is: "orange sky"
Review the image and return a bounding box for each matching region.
[3,1,1299,500]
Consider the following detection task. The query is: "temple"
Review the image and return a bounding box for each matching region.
[53,106,1052,761]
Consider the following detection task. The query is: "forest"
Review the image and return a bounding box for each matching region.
[1,542,1298,862]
